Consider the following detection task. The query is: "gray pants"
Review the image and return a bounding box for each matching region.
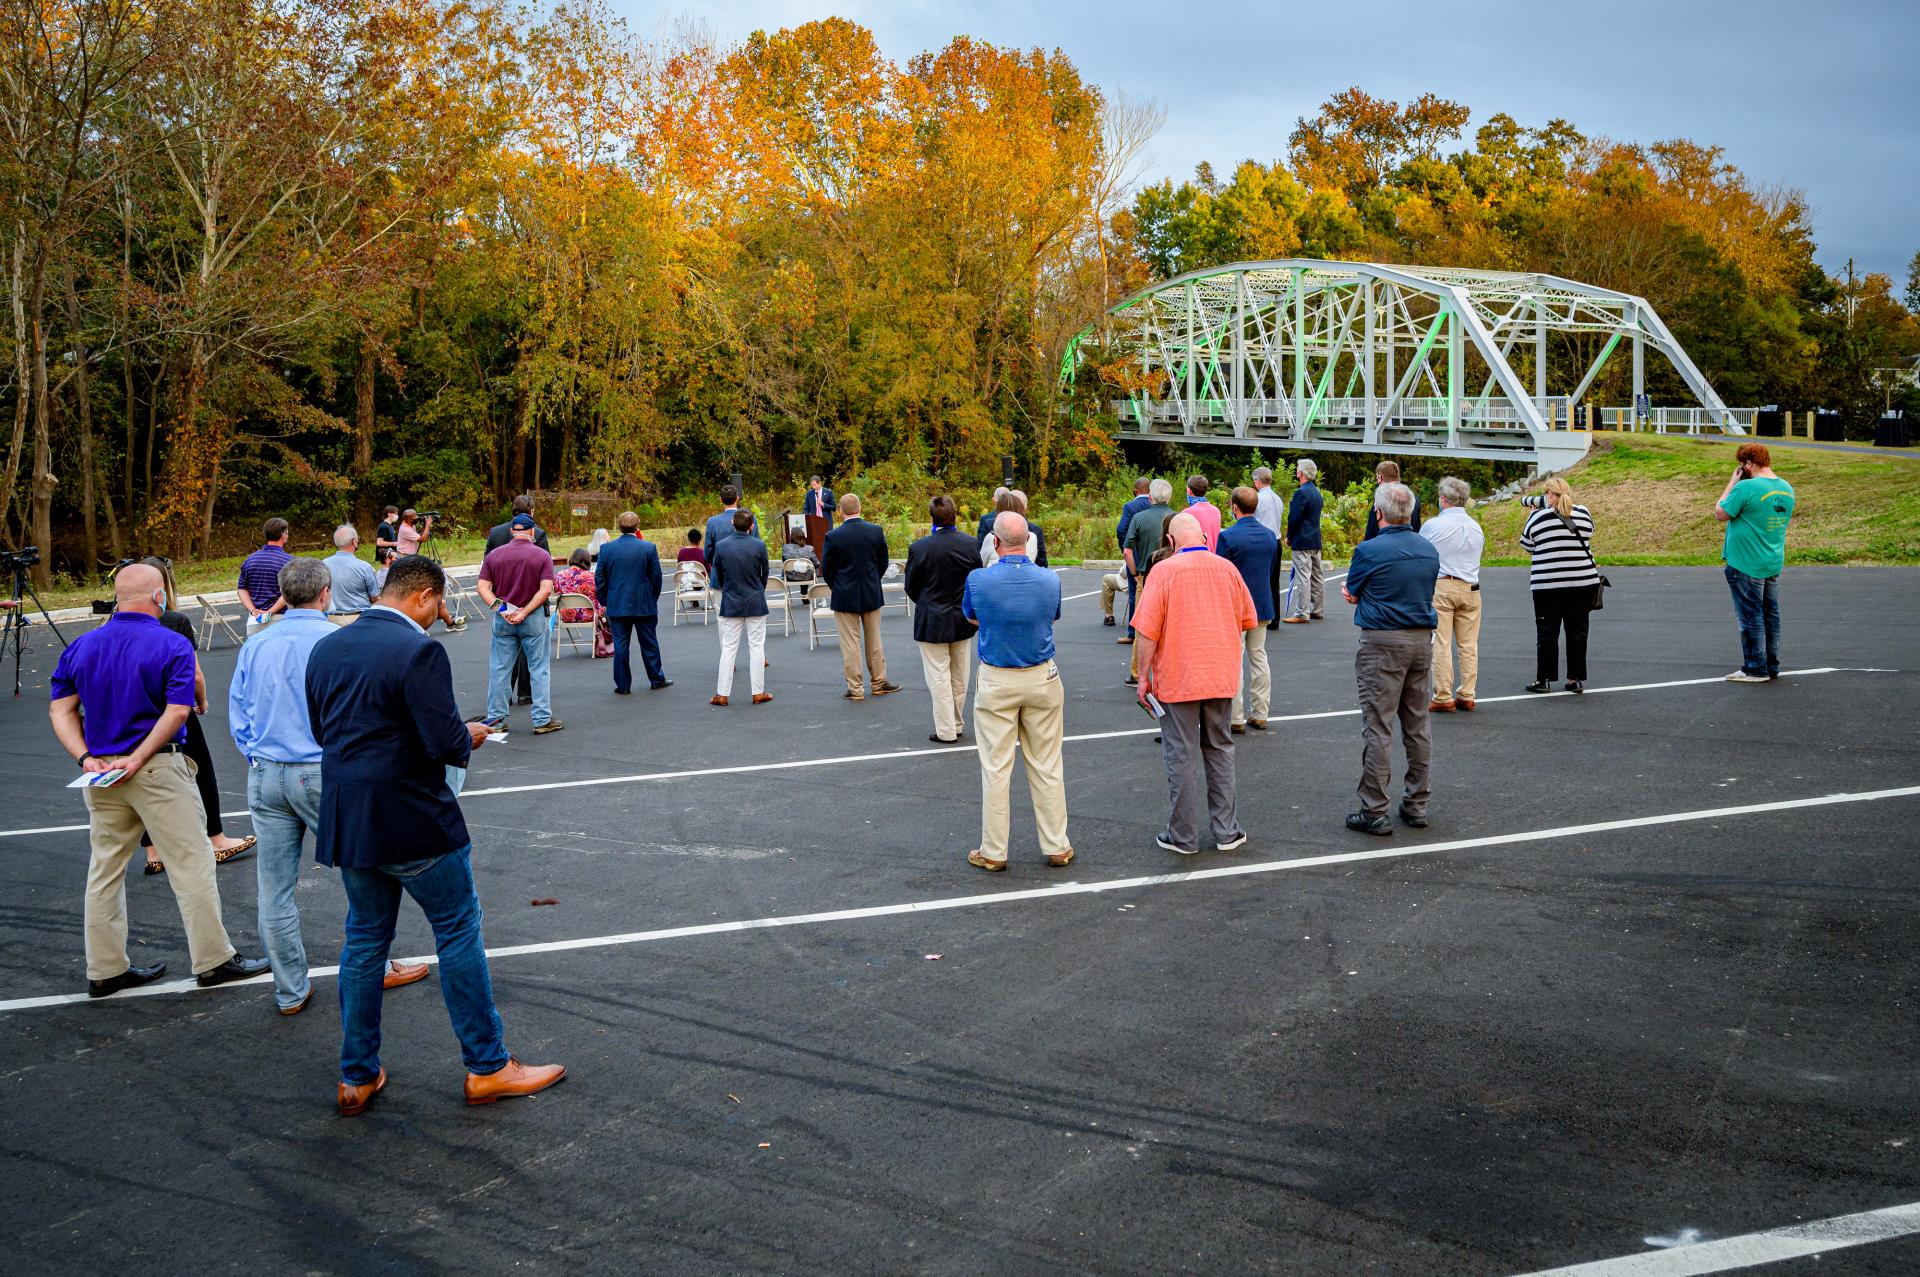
[1159,697,1241,852]
[1288,551,1324,619]
[1355,628,1434,818]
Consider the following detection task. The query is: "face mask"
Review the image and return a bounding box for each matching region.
[152,591,167,609]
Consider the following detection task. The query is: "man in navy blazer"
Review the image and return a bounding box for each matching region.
[703,484,757,565]
[822,493,900,700]
[904,495,981,742]
[708,510,772,706]
[305,555,565,1116]
[1217,487,1279,733]
[594,511,667,695]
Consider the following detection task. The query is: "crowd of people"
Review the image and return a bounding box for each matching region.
[44,442,1796,1111]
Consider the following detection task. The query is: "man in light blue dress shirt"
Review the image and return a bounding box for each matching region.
[323,524,379,614]
[229,558,427,1014]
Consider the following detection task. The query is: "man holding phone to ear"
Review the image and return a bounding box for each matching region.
[49,562,269,998]
[1715,443,1795,683]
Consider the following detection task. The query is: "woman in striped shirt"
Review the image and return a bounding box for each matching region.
[1518,477,1600,694]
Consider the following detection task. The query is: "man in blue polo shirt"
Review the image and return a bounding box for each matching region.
[230,557,429,1015]
[236,516,295,630]
[960,511,1073,872]
[49,562,268,997]
[1342,481,1440,837]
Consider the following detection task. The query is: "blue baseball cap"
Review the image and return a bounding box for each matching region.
[510,513,536,530]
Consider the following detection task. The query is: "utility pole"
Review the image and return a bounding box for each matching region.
[1846,257,1856,331]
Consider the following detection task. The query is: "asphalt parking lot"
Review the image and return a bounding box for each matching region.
[2,564,1916,1275]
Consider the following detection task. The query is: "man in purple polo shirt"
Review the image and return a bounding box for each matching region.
[237,517,294,630]
[49,562,270,997]
[478,514,562,733]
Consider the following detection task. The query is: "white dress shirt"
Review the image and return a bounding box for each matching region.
[1252,486,1285,539]
[1420,505,1486,584]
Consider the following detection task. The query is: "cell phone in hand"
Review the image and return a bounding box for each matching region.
[1139,691,1167,719]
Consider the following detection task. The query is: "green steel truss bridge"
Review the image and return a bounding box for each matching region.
[1063,259,1750,472]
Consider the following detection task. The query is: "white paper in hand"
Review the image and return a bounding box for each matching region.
[68,769,127,789]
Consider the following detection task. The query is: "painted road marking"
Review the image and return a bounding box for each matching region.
[1510,1199,1920,1274]
[4,783,1915,1014]
[0,666,1890,835]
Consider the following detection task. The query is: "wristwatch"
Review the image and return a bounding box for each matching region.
[77,752,92,768]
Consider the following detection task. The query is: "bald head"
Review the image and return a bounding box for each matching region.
[1166,511,1205,550]
[992,511,1029,550]
[115,563,166,616]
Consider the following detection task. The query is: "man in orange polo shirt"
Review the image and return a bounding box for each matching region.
[1131,511,1259,856]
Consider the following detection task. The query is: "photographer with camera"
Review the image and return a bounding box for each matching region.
[393,509,465,632]
[48,562,270,997]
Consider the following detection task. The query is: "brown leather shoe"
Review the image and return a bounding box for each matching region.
[1457,698,1476,711]
[1281,616,1308,624]
[383,960,430,990]
[1430,699,1456,713]
[710,694,728,707]
[872,681,902,696]
[1230,722,1246,734]
[279,987,315,1016]
[338,1067,387,1117]
[966,850,1007,872]
[751,692,773,704]
[1045,848,1074,868]
[464,1057,567,1105]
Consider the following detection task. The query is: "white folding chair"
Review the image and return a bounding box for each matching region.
[780,558,816,611]
[552,592,597,656]
[806,582,836,651]
[764,577,794,638]
[881,559,912,621]
[672,562,712,626]
[443,572,485,623]
[193,595,247,651]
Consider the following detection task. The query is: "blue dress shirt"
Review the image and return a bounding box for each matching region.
[1346,525,1440,630]
[962,555,1060,668]
[229,607,334,762]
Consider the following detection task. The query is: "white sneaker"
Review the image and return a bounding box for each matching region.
[1215,832,1248,852]
[1725,670,1768,683]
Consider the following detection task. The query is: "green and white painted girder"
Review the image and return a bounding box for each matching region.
[1065,259,1744,472]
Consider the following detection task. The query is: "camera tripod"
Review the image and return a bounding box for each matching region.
[5,554,67,697]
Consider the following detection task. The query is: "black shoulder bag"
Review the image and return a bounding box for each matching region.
[1549,508,1609,612]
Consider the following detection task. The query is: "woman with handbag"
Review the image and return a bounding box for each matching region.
[1518,477,1602,694]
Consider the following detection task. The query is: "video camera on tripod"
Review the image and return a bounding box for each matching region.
[4,544,66,697]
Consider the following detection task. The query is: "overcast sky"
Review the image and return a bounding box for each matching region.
[619,0,1917,285]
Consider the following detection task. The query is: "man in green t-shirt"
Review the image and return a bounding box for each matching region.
[1715,442,1795,683]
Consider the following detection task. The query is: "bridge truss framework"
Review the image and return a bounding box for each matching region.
[1063,260,1748,471]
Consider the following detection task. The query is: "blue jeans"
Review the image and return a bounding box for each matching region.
[337,846,508,1084]
[247,760,318,1010]
[1724,566,1781,678]
[486,611,552,725]
[608,615,665,692]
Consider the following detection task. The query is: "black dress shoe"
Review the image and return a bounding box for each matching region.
[1565,681,1584,694]
[1345,812,1393,837]
[613,688,632,695]
[1397,804,1429,829]
[930,734,959,743]
[650,681,672,690]
[1103,615,1116,626]
[196,953,271,987]
[88,963,167,998]
[1525,680,1552,694]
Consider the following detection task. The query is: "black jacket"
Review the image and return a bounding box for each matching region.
[485,521,551,555]
[305,609,471,868]
[904,527,981,645]
[822,517,890,614]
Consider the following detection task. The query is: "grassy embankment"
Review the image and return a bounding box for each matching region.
[1480,436,1920,567]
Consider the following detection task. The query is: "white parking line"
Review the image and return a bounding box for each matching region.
[0,667,1888,836]
[1510,1198,1920,1274]
[4,782,1915,1014]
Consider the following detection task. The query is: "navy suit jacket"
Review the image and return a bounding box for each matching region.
[305,609,471,868]
[704,509,757,564]
[804,488,836,522]
[709,533,770,618]
[594,533,662,618]
[904,527,981,645]
[1287,482,1324,550]
[822,518,890,614]
[1218,516,1280,623]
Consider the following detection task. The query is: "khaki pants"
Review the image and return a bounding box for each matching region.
[1230,625,1271,726]
[835,609,888,694]
[973,661,1071,863]
[1431,577,1482,703]
[1100,572,1127,619]
[83,752,236,979]
[918,637,974,741]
